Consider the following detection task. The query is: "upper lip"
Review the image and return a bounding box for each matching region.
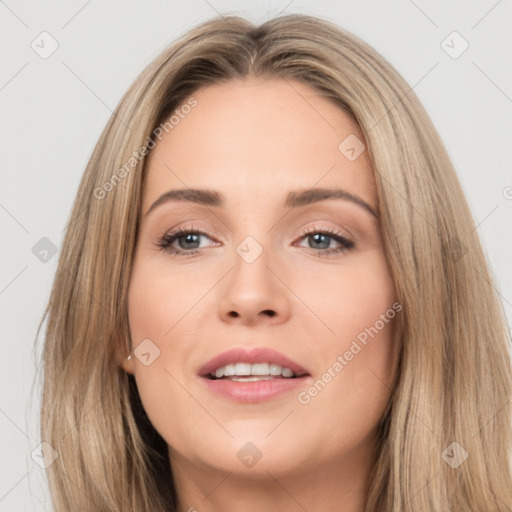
[198,347,310,377]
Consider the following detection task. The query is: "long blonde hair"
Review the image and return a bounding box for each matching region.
[36,13,512,511]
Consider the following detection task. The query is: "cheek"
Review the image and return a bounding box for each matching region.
[127,256,224,422]
[292,251,397,427]
[332,253,397,378]
[127,258,210,445]
[296,316,395,453]
[289,249,396,347]
[333,261,396,343]
[127,257,199,343]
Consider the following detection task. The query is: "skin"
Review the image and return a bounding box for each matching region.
[120,76,398,512]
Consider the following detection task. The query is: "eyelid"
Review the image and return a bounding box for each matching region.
[160,220,353,243]
[292,220,355,242]
[160,221,223,241]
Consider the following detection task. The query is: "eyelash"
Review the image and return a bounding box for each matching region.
[156,224,355,258]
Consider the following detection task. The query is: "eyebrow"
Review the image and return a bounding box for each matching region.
[145,187,379,218]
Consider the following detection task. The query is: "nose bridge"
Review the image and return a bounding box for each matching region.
[229,202,276,264]
[231,230,273,293]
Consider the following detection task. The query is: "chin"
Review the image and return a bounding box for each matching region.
[181,431,314,477]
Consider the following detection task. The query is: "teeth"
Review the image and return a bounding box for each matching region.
[269,364,282,376]
[213,362,296,379]
[249,363,269,375]
[235,362,252,375]
[281,367,294,378]
[224,364,236,376]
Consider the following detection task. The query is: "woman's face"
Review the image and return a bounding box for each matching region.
[123,77,398,481]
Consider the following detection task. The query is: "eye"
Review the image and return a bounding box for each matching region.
[156,225,217,257]
[295,225,355,256]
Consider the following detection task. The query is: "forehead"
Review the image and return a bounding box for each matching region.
[143,77,376,212]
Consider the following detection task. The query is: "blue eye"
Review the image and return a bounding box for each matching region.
[157,226,213,257]
[297,227,355,256]
[157,225,355,257]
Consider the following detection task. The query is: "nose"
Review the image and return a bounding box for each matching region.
[217,243,291,326]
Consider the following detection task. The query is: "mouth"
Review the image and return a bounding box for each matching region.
[203,362,309,381]
[197,347,311,403]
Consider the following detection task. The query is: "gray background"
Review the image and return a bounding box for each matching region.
[1,0,511,510]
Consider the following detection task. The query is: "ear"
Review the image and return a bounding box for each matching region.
[120,353,135,375]
[115,336,135,375]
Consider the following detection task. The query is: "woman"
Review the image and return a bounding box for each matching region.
[37,13,512,511]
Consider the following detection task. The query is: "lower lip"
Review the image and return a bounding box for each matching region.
[200,376,310,403]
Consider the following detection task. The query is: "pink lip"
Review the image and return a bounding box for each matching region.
[197,347,310,378]
[200,376,311,403]
[197,347,311,403]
